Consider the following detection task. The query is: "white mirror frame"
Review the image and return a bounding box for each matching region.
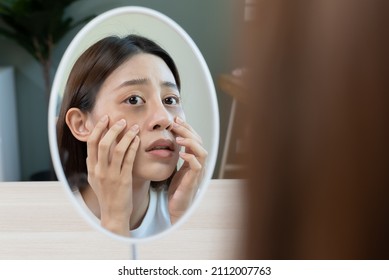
[48,6,219,243]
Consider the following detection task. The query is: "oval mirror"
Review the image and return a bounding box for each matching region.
[48,6,219,243]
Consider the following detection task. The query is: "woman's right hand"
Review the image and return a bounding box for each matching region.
[86,115,140,236]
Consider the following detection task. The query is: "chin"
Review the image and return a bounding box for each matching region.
[133,161,177,182]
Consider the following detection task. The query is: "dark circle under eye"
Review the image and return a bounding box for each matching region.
[164,96,178,105]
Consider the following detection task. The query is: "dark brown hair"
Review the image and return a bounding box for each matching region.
[243,0,389,259]
[57,34,180,189]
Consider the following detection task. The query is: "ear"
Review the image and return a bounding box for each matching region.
[65,108,92,142]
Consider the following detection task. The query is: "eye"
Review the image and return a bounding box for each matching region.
[163,96,180,105]
[125,95,145,105]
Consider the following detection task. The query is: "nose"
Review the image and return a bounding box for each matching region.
[147,101,173,131]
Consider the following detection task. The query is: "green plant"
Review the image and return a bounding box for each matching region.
[0,0,94,102]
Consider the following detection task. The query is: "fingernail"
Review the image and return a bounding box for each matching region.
[176,117,184,124]
[131,124,139,132]
[117,119,126,126]
[179,151,186,157]
[100,115,108,122]
[176,137,184,142]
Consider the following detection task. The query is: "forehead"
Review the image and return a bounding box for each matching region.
[106,53,175,85]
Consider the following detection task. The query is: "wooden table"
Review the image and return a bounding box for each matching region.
[0,179,246,259]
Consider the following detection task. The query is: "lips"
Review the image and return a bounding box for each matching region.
[145,139,175,158]
[146,139,175,152]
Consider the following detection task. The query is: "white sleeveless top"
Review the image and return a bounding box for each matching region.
[73,187,171,238]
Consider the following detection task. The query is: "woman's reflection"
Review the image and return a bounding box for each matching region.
[56,34,207,238]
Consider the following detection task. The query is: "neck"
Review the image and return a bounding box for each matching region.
[81,178,151,231]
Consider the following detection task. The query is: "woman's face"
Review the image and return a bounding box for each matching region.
[87,53,184,182]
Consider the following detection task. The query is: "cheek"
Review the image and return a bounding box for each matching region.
[180,112,186,121]
[90,100,132,127]
[111,113,144,142]
[173,107,186,121]
[98,112,139,129]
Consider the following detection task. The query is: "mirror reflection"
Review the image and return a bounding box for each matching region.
[57,34,206,238]
[49,7,219,241]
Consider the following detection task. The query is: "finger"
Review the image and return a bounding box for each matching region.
[111,124,140,171]
[171,117,202,144]
[87,115,109,165]
[175,116,201,140]
[176,137,208,165]
[121,135,140,176]
[97,119,127,168]
[179,151,202,172]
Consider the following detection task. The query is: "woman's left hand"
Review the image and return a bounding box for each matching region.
[168,117,208,224]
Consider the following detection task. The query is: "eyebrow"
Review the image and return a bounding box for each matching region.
[115,78,179,92]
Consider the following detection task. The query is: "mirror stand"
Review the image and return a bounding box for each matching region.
[131,244,139,260]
